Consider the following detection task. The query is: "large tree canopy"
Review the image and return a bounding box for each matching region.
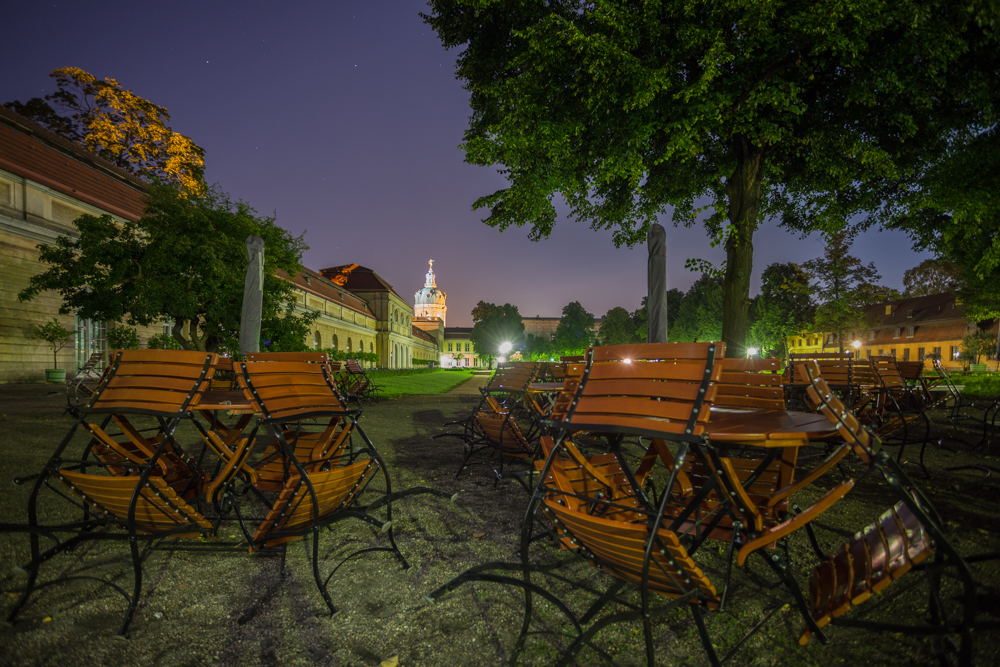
[469,301,525,365]
[7,67,205,191]
[554,301,597,354]
[748,262,813,358]
[18,183,314,353]
[424,0,999,355]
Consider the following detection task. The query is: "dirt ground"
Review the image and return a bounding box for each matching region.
[0,383,997,666]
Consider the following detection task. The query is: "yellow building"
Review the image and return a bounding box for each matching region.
[442,327,485,368]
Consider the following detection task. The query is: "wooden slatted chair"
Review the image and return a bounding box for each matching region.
[237,359,453,616]
[339,358,383,404]
[869,355,933,473]
[429,343,736,666]
[5,350,247,638]
[789,360,999,664]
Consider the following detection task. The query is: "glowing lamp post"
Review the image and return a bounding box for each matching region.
[498,341,512,365]
[746,347,759,358]
[852,339,862,358]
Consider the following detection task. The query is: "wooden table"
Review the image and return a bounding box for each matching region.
[706,408,839,447]
[526,381,565,417]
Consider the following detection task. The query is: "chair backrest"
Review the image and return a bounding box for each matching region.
[789,352,853,387]
[871,355,909,391]
[895,360,924,381]
[850,357,878,388]
[246,352,328,363]
[549,342,725,439]
[345,359,366,374]
[238,359,347,422]
[714,357,785,410]
[475,411,535,458]
[85,349,217,416]
[536,434,719,605]
[56,471,213,538]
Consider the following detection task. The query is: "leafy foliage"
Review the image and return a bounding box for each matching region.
[146,333,182,350]
[106,326,140,350]
[18,183,315,353]
[903,259,964,297]
[469,301,525,365]
[29,318,74,369]
[961,330,998,365]
[554,302,596,355]
[6,67,205,191]
[424,0,1000,355]
[747,263,814,358]
[668,275,724,343]
[801,232,889,351]
[598,306,641,346]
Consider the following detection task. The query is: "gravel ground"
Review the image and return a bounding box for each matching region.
[0,383,997,666]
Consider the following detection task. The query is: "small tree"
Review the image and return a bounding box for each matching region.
[30,319,75,370]
[554,302,596,356]
[961,330,997,366]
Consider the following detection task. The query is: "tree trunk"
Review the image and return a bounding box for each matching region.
[722,139,765,358]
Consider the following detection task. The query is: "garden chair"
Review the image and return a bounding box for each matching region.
[3,350,257,638]
[336,358,381,403]
[236,359,454,616]
[793,360,999,665]
[869,355,933,473]
[65,350,107,417]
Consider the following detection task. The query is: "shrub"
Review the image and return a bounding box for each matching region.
[147,333,183,350]
[107,326,140,350]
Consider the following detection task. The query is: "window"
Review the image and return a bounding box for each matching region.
[464,358,469,367]
[826,333,835,344]
[313,331,321,350]
[890,349,896,357]
[465,343,470,352]
[347,337,352,353]
[332,335,338,350]
[867,350,873,360]
[917,347,925,360]
[951,346,960,360]
[907,309,913,318]
[893,328,901,339]
[868,330,876,341]
[903,348,910,361]
[448,342,453,351]
[933,346,941,358]
[878,349,884,356]
[906,326,915,338]
[75,315,107,370]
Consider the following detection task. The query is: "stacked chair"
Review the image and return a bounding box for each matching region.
[435,362,539,483]
[3,349,453,637]
[427,344,996,665]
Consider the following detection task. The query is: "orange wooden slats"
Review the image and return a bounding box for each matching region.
[246,352,328,362]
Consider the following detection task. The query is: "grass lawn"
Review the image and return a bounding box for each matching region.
[372,369,475,399]
[955,371,1000,399]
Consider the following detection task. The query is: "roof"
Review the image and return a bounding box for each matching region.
[319,264,404,300]
[862,292,971,328]
[411,326,436,344]
[444,327,474,338]
[0,105,147,221]
[277,266,373,317]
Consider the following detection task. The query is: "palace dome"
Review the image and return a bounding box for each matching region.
[414,260,447,323]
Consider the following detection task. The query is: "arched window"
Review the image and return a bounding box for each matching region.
[332,335,338,350]
[358,339,363,352]
[347,337,352,354]
[369,342,373,353]
[313,331,321,350]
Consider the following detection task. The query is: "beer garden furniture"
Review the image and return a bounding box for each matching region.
[427,343,857,665]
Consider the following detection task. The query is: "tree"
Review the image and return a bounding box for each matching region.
[598,306,640,346]
[18,183,315,353]
[961,329,997,366]
[29,319,74,370]
[521,333,555,361]
[747,262,814,358]
[902,259,964,297]
[424,1,999,357]
[6,67,205,191]
[801,232,888,352]
[469,301,525,367]
[669,274,724,343]
[554,302,596,355]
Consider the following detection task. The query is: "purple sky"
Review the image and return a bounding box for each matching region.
[2,1,931,327]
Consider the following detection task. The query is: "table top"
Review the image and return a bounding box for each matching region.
[196,390,254,412]
[528,382,565,393]
[706,408,839,444]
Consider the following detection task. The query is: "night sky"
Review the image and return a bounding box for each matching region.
[2,1,931,327]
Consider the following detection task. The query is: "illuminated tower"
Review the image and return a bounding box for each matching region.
[413,259,447,325]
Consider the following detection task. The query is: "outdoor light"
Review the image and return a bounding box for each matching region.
[623,358,632,364]
[852,340,862,349]
[747,347,759,358]
[499,341,512,354]
[497,356,506,364]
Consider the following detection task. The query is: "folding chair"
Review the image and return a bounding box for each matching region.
[793,360,1000,665]
[65,350,107,417]
[3,350,254,638]
[236,359,454,616]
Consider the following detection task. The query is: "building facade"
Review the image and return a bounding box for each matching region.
[785,292,999,370]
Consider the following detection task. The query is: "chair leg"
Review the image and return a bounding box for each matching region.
[761,551,828,645]
[310,528,338,617]
[116,536,144,638]
[691,604,722,667]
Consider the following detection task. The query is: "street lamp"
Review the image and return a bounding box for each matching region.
[747,347,759,358]
[852,339,862,358]
[499,341,512,355]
